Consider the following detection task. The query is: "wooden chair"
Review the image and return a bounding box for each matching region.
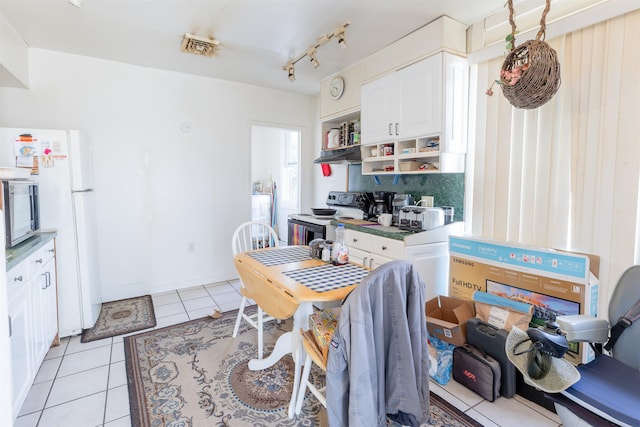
[295,261,430,424]
[294,329,330,413]
[231,221,282,358]
[293,307,340,413]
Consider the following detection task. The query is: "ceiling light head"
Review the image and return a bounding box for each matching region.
[284,63,296,82]
[181,33,220,57]
[337,33,347,49]
[333,22,350,49]
[308,48,320,69]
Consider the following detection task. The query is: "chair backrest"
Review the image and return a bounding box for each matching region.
[326,260,430,426]
[607,265,640,369]
[232,221,279,256]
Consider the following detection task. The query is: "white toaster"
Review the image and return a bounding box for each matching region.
[398,206,444,231]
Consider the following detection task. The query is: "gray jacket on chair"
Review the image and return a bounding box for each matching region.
[325,260,430,427]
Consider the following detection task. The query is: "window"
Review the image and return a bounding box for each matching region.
[281,130,299,208]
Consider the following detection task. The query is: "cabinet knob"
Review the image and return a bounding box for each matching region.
[381,246,388,251]
[48,249,55,253]
[388,123,393,136]
[14,276,22,282]
[395,123,399,135]
[352,238,358,243]
[36,258,43,264]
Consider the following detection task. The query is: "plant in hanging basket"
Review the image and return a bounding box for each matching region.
[487,0,561,109]
[500,39,561,109]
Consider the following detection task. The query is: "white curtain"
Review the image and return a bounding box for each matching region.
[467,10,640,316]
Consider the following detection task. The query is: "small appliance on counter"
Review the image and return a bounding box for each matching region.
[391,194,414,226]
[440,206,455,224]
[367,191,395,220]
[398,206,445,232]
[0,179,40,248]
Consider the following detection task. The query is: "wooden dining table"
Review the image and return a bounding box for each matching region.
[233,245,370,418]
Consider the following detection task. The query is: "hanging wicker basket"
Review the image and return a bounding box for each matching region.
[499,0,561,109]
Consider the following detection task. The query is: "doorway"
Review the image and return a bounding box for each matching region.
[251,125,301,243]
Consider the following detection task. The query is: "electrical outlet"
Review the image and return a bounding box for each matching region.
[187,242,195,252]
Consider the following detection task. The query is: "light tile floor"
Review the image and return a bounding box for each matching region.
[14,281,563,427]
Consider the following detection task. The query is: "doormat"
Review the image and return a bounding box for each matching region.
[81,295,156,343]
[125,311,483,427]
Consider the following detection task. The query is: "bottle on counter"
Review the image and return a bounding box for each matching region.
[332,224,349,265]
[322,240,332,262]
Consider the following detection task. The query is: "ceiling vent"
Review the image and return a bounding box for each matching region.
[181,33,220,57]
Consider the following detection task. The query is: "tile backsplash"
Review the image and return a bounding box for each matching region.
[348,164,464,221]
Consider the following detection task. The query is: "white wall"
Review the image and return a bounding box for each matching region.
[0,49,316,300]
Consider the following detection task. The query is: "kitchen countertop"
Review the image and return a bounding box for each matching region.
[332,219,465,246]
[6,231,57,271]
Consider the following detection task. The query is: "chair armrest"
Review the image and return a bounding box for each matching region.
[556,314,610,343]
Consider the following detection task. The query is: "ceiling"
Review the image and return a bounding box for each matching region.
[0,0,512,95]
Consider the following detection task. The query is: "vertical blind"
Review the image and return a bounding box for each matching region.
[467,9,640,316]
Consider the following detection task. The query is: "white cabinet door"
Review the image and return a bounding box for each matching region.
[396,55,442,139]
[8,282,33,419]
[361,73,395,145]
[39,257,58,361]
[442,53,469,154]
[405,242,449,301]
[30,268,47,372]
[369,234,405,260]
[344,229,371,252]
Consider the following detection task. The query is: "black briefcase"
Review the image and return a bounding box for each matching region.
[453,344,502,402]
[466,317,517,398]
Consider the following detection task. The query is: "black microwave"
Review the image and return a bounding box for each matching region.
[1,180,40,248]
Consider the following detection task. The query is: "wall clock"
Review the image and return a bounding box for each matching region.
[330,76,345,100]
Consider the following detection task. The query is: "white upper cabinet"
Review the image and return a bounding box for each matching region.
[361,52,465,147]
[362,56,441,145]
[395,54,442,140]
[360,73,395,144]
[359,52,468,174]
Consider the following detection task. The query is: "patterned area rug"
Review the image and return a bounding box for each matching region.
[124,310,482,427]
[81,295,156,343]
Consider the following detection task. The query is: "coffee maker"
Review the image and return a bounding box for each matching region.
[368,191,395,220]
[391,194,414,225]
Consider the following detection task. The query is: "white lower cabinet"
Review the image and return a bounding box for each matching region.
[344,228,449,301]
[345,229,400,268]
[8,281,33,419]
[7,238,58,422]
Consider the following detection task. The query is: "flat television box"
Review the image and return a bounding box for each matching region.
[448,235,600,365]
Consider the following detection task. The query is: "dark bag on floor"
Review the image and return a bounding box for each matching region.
[453,344,502,402]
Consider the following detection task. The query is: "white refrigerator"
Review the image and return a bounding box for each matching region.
[0,128,102,337]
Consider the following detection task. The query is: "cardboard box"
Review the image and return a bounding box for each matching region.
[426,296,475,346]
[448,235,600,365]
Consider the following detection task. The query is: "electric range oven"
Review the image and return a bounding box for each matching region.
[287,214,333,245]
[287,191,369,245]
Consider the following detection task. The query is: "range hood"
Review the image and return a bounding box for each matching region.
[313,145,362,164]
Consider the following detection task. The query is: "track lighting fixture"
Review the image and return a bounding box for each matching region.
[282,21,350,82]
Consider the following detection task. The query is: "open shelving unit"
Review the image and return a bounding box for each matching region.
[360,135,464,175]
